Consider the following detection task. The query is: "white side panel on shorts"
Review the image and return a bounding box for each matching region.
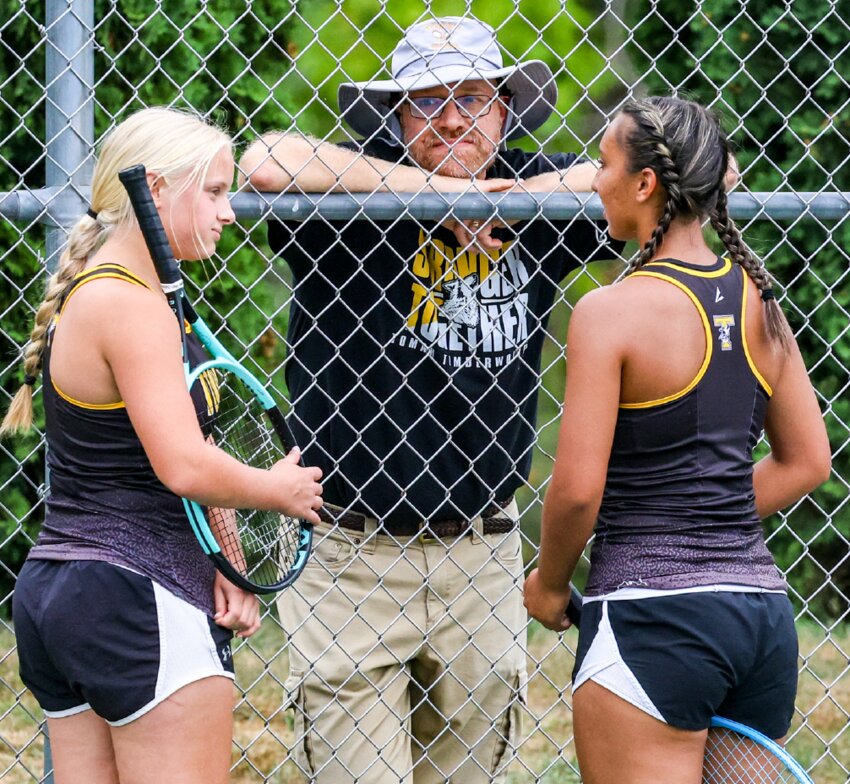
[572,601,666,723]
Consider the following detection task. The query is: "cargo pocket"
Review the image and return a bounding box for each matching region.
[489,667,527,778]
[307,526,356,572]
[284,669,316,777]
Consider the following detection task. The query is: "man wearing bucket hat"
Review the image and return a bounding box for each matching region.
[241,15,622,784]
[336,15,557,154]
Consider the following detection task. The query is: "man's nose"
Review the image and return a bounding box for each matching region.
[434,100,469,133]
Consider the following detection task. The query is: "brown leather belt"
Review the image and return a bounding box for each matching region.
[317,498,515,541]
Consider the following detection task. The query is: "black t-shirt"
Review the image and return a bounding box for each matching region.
[269,140,622,524]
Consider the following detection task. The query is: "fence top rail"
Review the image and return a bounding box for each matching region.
[1,188,848,227]
[235,191,850,223]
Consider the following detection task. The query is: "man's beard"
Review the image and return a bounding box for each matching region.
[407,128,498,178]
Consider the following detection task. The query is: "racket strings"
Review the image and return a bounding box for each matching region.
[703,728,797,783]
[201,369,302,587]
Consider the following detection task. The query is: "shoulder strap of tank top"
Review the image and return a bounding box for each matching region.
[58,263,151,318]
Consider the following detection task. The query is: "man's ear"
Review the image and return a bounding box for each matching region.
[635,167,661,203]
[498,94,511,133]
[396,105,412,144]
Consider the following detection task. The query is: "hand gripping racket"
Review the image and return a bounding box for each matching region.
[565,586,814,783]
[118,164,312,594]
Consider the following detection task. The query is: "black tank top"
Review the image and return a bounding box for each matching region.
[586,257,786,595]
[30,264,218,613]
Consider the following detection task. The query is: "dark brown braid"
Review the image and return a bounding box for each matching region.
[710,188,791,351]
[634,199,677,273]
[619,100,686,274]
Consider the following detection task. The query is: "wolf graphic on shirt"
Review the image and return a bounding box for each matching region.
[397,231,531,366]
[441,274,480,328]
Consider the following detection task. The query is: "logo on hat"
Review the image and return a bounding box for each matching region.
[424,20,464,52]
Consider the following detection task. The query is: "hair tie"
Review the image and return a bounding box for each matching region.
[86,208,99,221]
[761,287,775,302]
[23,375,37,386]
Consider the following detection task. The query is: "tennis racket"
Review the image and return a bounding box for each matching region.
[118,163,312,594]
[565,586,814,783]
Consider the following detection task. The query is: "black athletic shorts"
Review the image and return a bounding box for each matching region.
[572,591,798,738]
[13,559,234,725]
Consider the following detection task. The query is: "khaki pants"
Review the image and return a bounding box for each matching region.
[277,504,527,783]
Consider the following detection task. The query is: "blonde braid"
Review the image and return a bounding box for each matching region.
[1,215,103,436]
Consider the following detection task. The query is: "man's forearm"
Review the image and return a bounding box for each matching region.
[239,133,475,194]
[521,160,598,193]
[239,133,392,192]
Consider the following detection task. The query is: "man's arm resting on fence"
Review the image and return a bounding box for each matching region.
[239,133,510,194]
[519,162,598,194]
[511,152,739,196]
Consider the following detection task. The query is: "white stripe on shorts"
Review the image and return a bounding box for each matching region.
[572,601,665,723]
[43,702,92,720]
[110,581,234,727]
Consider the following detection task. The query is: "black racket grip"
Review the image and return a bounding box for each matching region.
[566,584,583,626]
[118,165,182,288]
[181,296,198,324]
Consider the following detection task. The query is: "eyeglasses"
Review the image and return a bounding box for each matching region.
[406,94,504,120]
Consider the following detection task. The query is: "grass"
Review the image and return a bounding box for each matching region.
[1,616,848,782]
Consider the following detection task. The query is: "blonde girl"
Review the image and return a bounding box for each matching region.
[6,107,322,784]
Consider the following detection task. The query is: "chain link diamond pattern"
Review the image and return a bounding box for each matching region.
[1,2,847,782]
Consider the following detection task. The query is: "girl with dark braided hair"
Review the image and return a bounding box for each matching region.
[525,96,830,782]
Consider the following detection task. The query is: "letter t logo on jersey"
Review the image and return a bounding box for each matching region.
[713,315,736,351]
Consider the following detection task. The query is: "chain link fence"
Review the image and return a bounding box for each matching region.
[1,1,848,781]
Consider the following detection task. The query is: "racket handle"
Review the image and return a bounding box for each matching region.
[566,584,583,625]
[118,164,182,288]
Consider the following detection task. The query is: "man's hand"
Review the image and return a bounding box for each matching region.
[422,173,517,194]
[438,177,516,250]
[448,218,510,251]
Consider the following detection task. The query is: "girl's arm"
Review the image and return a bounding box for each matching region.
[754,339,831,517]
[524,287,624,631]
[99,285,322,522]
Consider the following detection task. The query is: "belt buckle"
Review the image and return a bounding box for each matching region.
[418,522,437,544]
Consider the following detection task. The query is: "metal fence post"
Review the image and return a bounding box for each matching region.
[45,0,95,272]
[42,3,94,780]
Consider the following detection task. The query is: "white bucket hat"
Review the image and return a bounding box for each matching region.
[338,17,558,144]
